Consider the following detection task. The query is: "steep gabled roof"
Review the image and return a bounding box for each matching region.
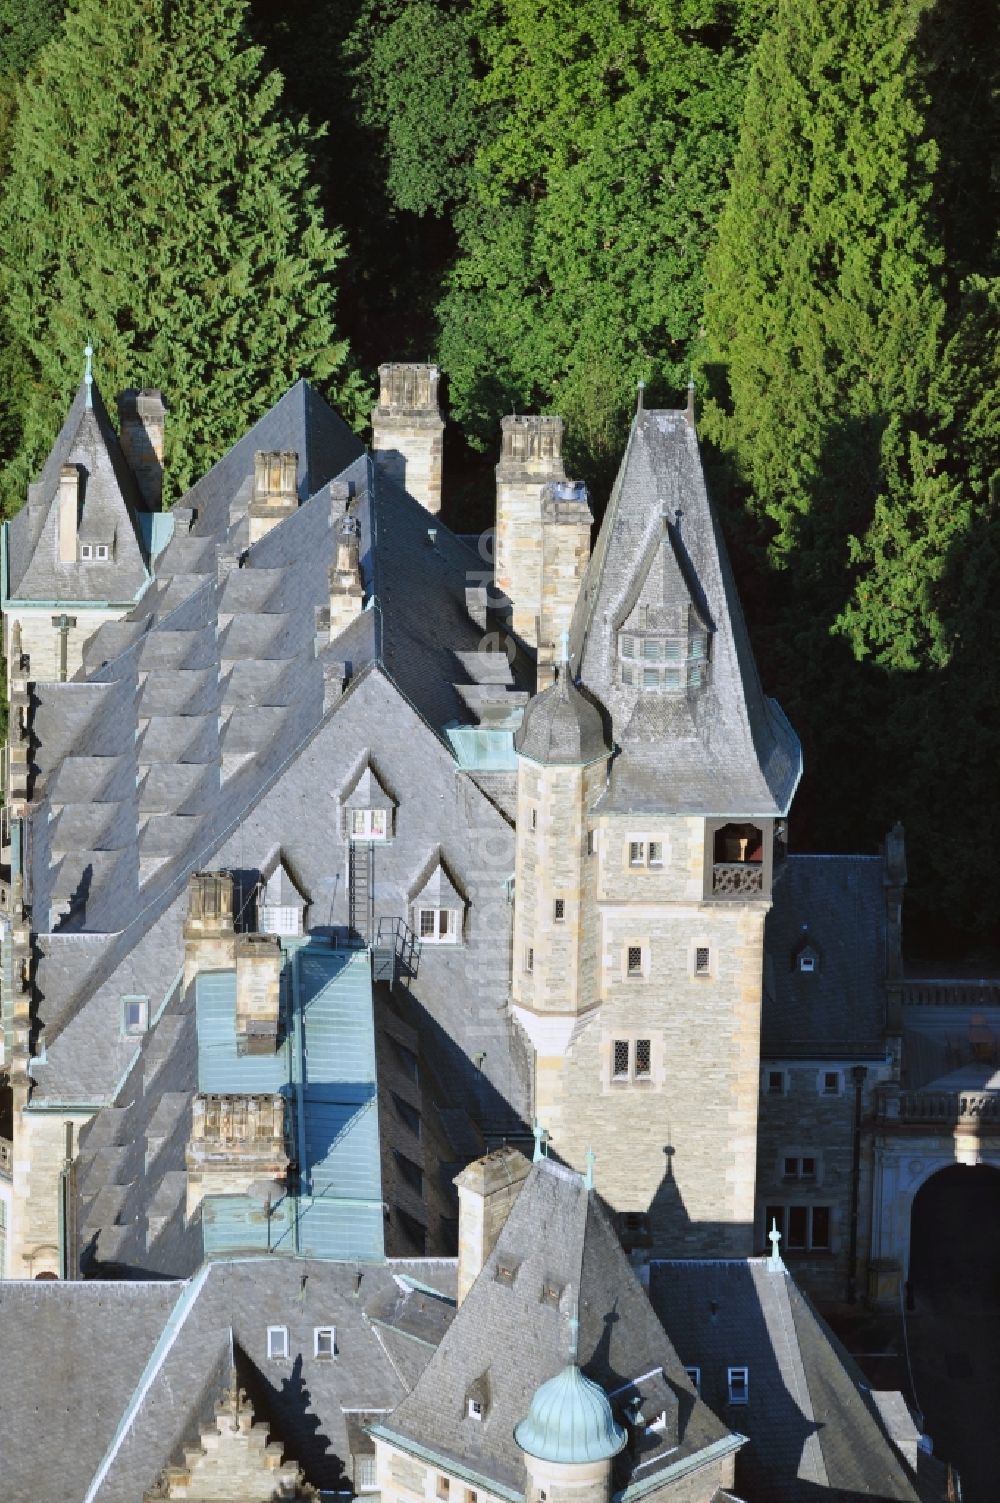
[7,379,150,604]
[379,1158,736,1495]
[570,410,800,816]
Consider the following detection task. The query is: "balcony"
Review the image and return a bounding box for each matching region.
[711,862,764,898]
[875,1089,1000,1128]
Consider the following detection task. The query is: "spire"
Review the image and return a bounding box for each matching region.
[567,1296,580,1363]
[84,343,94,410]
[685,373,695,427]
[767,1216,783,1272]
[636,378,645,416]
[532,1119,549,1163]
[584,1146,595,1191]
[558,628,570,671]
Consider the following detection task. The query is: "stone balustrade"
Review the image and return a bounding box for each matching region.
[876,1089,1000,1125]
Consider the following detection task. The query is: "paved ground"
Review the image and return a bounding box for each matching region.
[825,1165,1000,1502]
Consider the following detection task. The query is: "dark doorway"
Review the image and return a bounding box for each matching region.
[908,1163,1000,1502]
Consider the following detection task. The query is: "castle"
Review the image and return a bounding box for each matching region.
[0,354,990,1498]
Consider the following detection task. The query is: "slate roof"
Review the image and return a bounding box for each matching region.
[762,856,887,1057]
[6,379,150,604]
[380,1157,738,1496]
[515,663,611,766]
[570,411,800,816]
[649,1259,946,1503]
[0,1257,455,1502]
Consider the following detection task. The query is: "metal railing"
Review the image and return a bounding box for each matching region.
[898,980,1000,1008]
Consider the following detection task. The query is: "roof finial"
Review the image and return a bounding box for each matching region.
[84,342,94,409]
[685,372,695,426]
[584,1146,595,1191]
[767,1216,783,1272]
[559,628,570,667]
[567,1296,580,1364]
[532,1118,548,1163]
[636,378,645,416]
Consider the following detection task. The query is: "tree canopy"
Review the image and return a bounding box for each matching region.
[0,0,357,505]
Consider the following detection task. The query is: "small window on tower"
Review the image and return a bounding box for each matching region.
[524,947,534,975]
[587,829,596,856]
[554,898,565,922]
[627,945,643,977]
[695,946,710,976]
[635,1039,652,1079]
[612,1040,630,1080]
[530,808,538,832]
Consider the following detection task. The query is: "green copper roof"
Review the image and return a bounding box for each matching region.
[514,1365,626,1464]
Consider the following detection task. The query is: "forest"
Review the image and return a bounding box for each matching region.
[0,0,995,945]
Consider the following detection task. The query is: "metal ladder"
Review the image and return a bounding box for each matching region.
[348,841,374,944]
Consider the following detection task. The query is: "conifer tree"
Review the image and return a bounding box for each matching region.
[0,0,356,506]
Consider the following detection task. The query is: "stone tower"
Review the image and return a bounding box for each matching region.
[511,405,801,1258]
[371,362,444,514]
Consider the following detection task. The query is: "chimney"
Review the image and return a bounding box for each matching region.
[329,514,365,636]
[495,416,566,647]
[183,870,236,987]
[58,465,79,563]
[453,1146,532,1306]
[248,450,298,544]
[538,479,593,689]
[371,362,444,515]
[116,389,166,510]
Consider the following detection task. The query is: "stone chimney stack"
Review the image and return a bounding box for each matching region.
[371,362,444,515]
[248,450,298,544]
[116,388,166,510]
[58,465,79,564]
[495,415,567,648]
[184,870,236,987]
[453,1146,532,1306]
[538,480,593,689]
[329,514,365,636]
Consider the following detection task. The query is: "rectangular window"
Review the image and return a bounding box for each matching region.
[259,904,302,936]
[80,543,93,560]
[822,1071,841,1096]
[629,840,645,866]
[123,996,148,1035]
[351,808,388,841]
[811,1205,831,1249]
[612,1040,630,1080]
[356,1457,377,1492]
[695,946,710,975]
[622,635,634,659]
[787,1205,808,1250]
[801,1156,816,1180]
[783,1157,798,1179]
[684,1366,701,1393]
[587,829,596,856]
[95,543,110,561]
[648,841,663,867]
[554,898,565,922]
[627,945,643,977]
[314,1326,336,1359]
[467,1399,483,1421]
[642,637,659,661]
[419,909,435,938]
[766,1071,785,1096]
[395,1152,424,1193]
[524,947,534,975]
[663,639,683,662]
[530,808,538,831]
[437,1477,450,1501]
[634,1038,652,1079]
[727,1367,749,1404]
[799,953,816,973]
[393,1094,421,1136]
[638,606,648,629]
[643,667,659,688]
[267,1326,289,1361]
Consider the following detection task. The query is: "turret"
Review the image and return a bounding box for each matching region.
[515,1364,626,1503]
[512,651,610,1039]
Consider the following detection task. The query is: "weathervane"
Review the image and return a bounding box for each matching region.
[767,1216,783,1272]
[84,342,94,409]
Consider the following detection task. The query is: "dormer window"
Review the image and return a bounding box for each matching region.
[618,626,709,691]
[79,542,111,562]
[417,907,458,943]
[727,1366,749,1404]
[799,951,816,973]
[352,808,387,841]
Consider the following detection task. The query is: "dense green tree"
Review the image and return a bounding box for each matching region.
[353,0,761,487]
[0,0,358,508]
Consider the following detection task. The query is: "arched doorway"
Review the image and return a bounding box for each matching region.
[907,1164,1000,1502]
